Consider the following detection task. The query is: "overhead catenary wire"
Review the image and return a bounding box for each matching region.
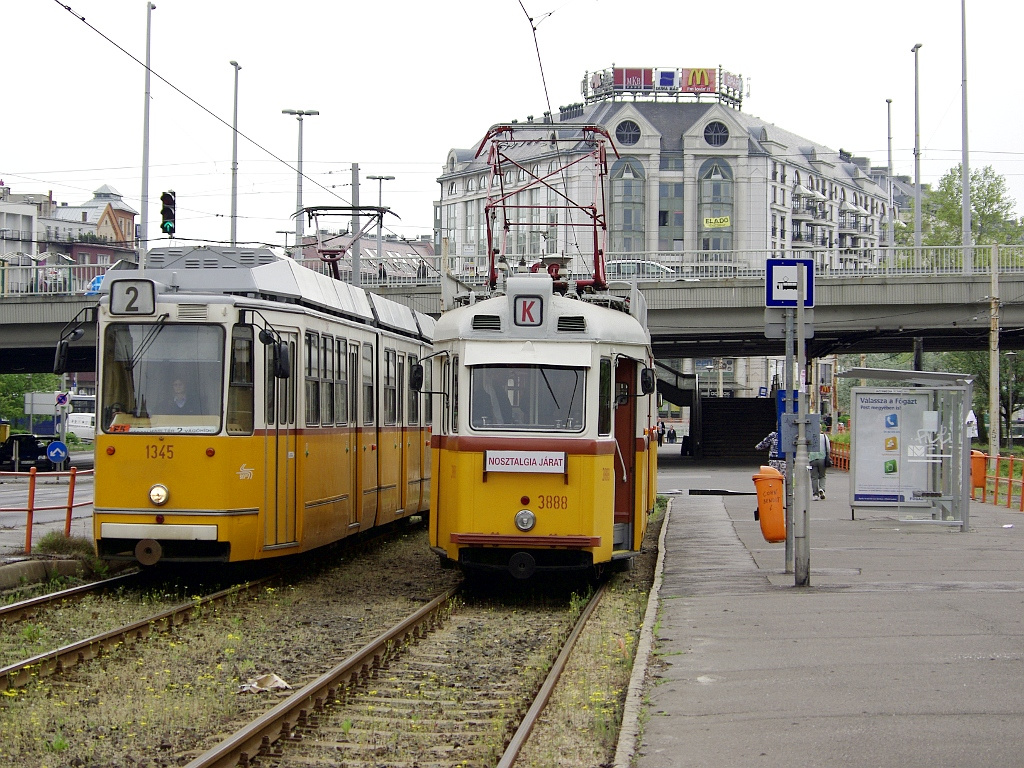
[52,1,352,211]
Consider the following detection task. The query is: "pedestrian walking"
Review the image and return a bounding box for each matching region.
[756,430,785,473]
[808,428,831,499]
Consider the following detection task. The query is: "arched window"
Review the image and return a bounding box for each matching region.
[698,158,733,251]
[610,157,646,254]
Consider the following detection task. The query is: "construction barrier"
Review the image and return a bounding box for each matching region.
[0,467,93,553]
[968,451,1024,510]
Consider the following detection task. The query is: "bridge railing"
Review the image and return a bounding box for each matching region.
[603,245,1024,280]
[4,245,1024,298]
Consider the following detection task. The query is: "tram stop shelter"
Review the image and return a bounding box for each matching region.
[838,368,973,531]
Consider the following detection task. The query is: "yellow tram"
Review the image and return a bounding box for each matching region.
[417,273,657,578]
[60,246,433,565]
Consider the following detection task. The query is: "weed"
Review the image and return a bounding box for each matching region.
[34,532,95,558]
[20,623,42,644]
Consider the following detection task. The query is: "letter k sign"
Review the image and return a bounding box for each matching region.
[514,295,543,326]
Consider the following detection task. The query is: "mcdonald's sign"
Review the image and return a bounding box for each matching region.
[682,68,716,94]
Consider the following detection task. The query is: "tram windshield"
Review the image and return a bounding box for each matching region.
[100,323,225,434]
[470,364,585,432]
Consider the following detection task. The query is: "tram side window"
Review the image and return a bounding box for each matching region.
[227,325,254,435]
[424,357,433,426]
[384,349,398,426]
[407,354,419,425]
[265,345,276,424]
[398,354,405,425]
[362,343,374,425]
[451,354,459,433]
[599,357,612,436]
[305,332,320,426]
[321,335,335,425]
[442,358,451,433]
[349,343,359,427]
[335,338,348,425]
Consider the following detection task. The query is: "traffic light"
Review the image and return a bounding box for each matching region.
[159,191,176,236]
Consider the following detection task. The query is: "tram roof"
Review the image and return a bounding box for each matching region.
[138,245,428,339]
[433,273,650,350]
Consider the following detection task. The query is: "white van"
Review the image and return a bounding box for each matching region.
[66,413,95,443]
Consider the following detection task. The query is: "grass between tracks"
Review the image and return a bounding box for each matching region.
[516,496,667,767]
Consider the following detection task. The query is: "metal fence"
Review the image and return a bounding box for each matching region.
[4,245,1023,297]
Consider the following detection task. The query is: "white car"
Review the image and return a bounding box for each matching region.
[604,260,687,281]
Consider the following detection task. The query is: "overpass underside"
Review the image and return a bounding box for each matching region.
[4,273,1024,373]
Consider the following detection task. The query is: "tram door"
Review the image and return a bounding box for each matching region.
[265,333,298,548]
[613,358,638,550]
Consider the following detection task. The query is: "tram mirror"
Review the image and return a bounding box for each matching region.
[640,367,656,395]
[274,342,291,379]
[258,329,275,345]
[53,340,69,375]
[410,364,424,392]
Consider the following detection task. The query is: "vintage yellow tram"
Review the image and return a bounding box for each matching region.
[59,246,433,565]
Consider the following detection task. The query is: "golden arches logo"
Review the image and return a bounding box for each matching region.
[687,69,711,87]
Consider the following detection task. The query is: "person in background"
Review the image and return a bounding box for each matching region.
[756,430,785,473]
[808,427,831,500]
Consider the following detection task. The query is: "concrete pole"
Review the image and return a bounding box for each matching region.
[229,61,241,246]
[351,163,361,286]
[912,44,923,253]
[990,244,1001,460]
[139,2,156,267]
[886,99,895,253]
[961,0,973,273]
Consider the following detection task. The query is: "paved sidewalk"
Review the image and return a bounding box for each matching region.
[630,447,1024,767]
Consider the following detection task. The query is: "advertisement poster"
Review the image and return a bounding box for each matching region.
[851,389,934,505]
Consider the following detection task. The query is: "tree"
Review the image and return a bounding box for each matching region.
[924,164,1020,246]
[0,374,62,429]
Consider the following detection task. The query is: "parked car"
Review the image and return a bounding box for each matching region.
[0,434,54,471]
[604,260,690,282]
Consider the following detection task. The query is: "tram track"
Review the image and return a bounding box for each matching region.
[0,570,141,626]
[0,574,277,692]
[183,582,607,768]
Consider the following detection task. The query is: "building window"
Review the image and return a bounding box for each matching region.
[610,157,646,253]
[704,121,729,147]
[658,181,684,251]
[615,120,641,146]
[698,158,733,251]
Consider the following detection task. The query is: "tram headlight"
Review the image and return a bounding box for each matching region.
[149,484,169,506]
[514,509,536,532]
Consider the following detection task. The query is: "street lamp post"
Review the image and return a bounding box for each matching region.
[912,43,923,252]
[886,98,894,251]
[229,61,241,246]
[367,174,394,284]
[139,1,156,267]
[282,109,319,258]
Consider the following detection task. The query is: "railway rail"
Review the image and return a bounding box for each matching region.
[0,574,276,691]
[0,571,140,626]
[184,582,606,768]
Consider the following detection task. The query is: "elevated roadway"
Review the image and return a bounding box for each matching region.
[4,259,1024,373]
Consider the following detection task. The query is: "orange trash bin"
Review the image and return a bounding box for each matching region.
[752,465,786,543]
[970,450,986,491]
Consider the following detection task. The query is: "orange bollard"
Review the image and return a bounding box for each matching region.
[25,467,38,553]
[64,467,78,537]
[752,465,786,543]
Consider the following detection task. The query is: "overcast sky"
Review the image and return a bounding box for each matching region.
[4,0,1021,251]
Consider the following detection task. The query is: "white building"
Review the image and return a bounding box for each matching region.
[434,66,894,406]
[436,65,892,278]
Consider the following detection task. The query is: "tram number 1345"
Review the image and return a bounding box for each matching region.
[146,444,175,459]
